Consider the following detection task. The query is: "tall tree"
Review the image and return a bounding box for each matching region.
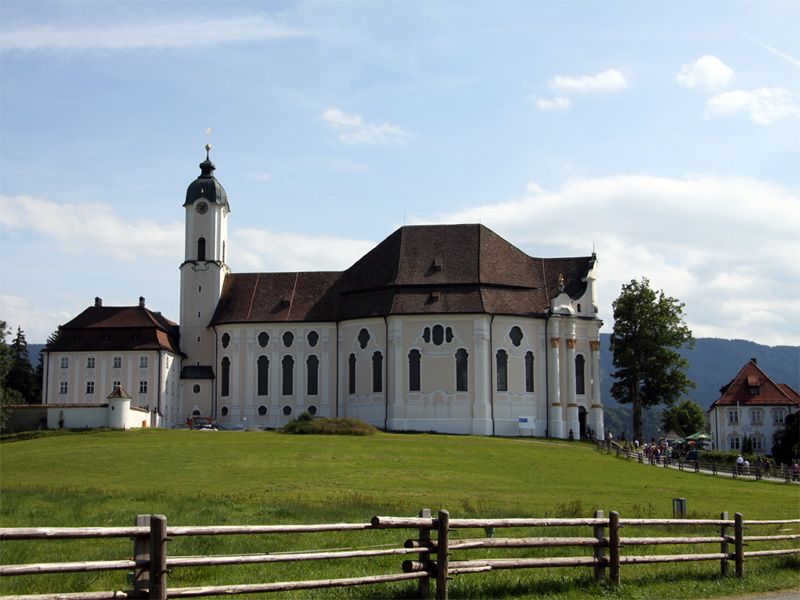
[660,399,706,437]
[6,326,36,403]
[610,278,694,441]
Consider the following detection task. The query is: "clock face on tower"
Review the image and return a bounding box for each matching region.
[195,201,209,215]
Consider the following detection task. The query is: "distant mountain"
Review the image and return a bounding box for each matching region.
[599,334,799,440]
[28,344,45,368]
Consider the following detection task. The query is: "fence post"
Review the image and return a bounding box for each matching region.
[593,509,606,583]
[609,511,620,586]
[436,509,450,600]
[720,511,729,576]
[149,515,168,599]
[418,508,432,600]
[133,515,151,594]
[734,513,744,578]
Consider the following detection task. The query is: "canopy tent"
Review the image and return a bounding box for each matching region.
[686,432,711,440]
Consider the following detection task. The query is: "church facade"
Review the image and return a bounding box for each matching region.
[42,149,604,439]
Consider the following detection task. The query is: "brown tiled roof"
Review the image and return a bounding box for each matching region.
[710,359,800,408]
[47,306,182,355]
[212,224,595,325]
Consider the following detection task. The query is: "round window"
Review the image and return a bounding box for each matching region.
[307,405,317,416]
[258,405,267,416]
[220,406,229,416]
[307,331,319,347]
[192,384,201,394]
[258,332,269,347]
[283,331,294,347]
[221,333,231,348]
[282,405,292,416]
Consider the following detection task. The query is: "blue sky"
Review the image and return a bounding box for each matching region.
[1,0,798,345]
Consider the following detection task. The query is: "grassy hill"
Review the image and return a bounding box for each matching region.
[1,430,798,598]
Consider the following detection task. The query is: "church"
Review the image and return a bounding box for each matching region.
[41,147,604,439]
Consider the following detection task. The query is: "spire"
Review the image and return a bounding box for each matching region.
[199,143,215,179]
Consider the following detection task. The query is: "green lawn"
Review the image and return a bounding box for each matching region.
[1,429,798,598]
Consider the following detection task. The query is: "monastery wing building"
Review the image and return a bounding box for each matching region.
[42,149,604,439]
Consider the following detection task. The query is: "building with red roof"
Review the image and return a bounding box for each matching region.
[708,358,800,454]
[42,148,604,437]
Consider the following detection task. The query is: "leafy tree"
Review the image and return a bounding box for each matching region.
[5,326,36,403]
[771,412,799,466]
[610,278,695,441]
[660,399,706,437]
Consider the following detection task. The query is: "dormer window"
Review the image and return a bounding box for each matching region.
[431,257,442,272]
[747,375,760,395]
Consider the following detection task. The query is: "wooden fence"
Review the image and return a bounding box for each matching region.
[1,510,799,599]
[597,440,799,482]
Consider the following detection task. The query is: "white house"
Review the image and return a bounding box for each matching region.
[42,147,604,438]
[708,358,800,454]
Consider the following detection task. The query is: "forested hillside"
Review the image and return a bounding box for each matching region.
[599,334,799,440]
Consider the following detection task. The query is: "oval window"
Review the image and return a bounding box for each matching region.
[510,326,524,347]
[221,333,231,348]
[258,332,269,347]
[220,406,229,416]
[283,331,294,347]
[432,324,444,345]
[282,405,293,416]
[307,331,319,347]
[192,384,201,394]
[258,405,268,416]
[358,328,370,349]
[308,405,317,416]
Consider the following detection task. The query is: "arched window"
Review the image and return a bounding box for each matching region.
[455,348,468,392]
[348,353,356,394]
[575,354,585,395]
[525,351,535,393]
[220,357,230,397]
[307,355,319,395]
[257,356,269,395]
[282,355,294,395]
[197,237,206,261]
[496,350,508,392]
[409,350,421,392]
[372,351,383,393]
[432,324,444,345]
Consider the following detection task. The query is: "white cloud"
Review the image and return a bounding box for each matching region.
[233,229,375,272]
[0,195,182,260]
[676,55,735,91]
[707,87,800,124]
[535,97,571,111]
[0,295,74,345]
[321,108,410,145]
[0,16,309,52]
[417,174,800,346]
[549,69,627,93]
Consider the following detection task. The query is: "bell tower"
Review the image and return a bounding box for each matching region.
[179,144,230,421]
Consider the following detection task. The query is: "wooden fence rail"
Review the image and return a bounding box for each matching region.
[2,510,799,600]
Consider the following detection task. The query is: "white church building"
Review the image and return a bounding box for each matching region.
[41,148,604,439]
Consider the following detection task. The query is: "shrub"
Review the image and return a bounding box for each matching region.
[281,415,377,436]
